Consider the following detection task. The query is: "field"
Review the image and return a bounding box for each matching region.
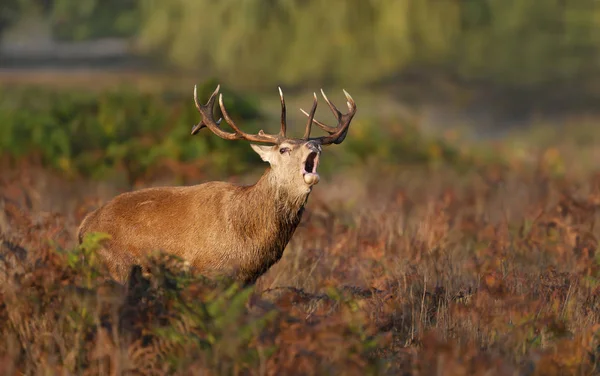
[1,80,600,375]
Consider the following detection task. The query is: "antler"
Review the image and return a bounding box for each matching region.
[191,84,355,145]
[302,92,318,139]
[278,87,287,138]
[191,84,281,144]
[300,89,356,145]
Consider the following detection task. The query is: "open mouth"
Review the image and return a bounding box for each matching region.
[302,152,320,185]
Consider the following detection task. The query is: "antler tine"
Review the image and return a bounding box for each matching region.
[300,108,337,134]
[217,94,244,135]
[192,84,223,136]
[301,89,357,145]
[300,88,356,135]
[320,88,342,120]
[342,89,356,110]
[192,84,280,144]
[218,93,280,144]
[278,87,287,138]
[302,93,318,139]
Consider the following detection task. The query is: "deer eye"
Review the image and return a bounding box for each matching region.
[279,147,290,154]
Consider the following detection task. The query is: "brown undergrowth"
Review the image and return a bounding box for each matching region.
[1,158,600,375]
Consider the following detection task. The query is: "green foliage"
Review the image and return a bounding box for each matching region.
[150,275,278,372]
[1,82,480,182]
[4,1,600,94]
[0,0,27,38]
[64,232,111,287]
[50,0,141,41]
[0,0,139,41]
[0,81,263,182]
[135,0,600,90]
[134,254,280,373]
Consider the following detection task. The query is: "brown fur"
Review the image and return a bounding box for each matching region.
[78,149,313,284]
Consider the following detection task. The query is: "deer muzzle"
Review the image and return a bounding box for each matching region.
[303,151,320,185]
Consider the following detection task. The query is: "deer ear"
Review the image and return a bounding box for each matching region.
[250,144,273,163]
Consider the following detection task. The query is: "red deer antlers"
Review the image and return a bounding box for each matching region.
[191,85,356,145]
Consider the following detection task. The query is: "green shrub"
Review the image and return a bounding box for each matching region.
[0,80,263,182]
[0,80,481,183]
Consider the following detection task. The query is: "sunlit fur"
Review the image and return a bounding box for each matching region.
[77,140,322,284]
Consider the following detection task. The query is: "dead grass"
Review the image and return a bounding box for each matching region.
[1,152,600,375]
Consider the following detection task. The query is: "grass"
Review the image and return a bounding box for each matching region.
[2,136,600,375]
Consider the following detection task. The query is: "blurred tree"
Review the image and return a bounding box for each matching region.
[49,0,140,41]
[0,0,139,42]
[135,0,417,87]
[0,0,24,39]
[134,0,600,92]
[3,0,600,96]
[454,0,600,87]
[461,0,491,30]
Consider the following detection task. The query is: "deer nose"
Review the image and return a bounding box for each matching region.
[306,142,321,153]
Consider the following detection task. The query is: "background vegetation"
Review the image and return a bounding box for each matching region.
[0,79,476,186]
[0,80,264,183]
[136,0,600,91]
[3,0,600,93]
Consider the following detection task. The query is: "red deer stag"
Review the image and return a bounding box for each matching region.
[77,84,357,284]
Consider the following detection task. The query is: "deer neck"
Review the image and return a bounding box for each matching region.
[231,167,309,237]
[249,167,309,221]
[224,167,309,282]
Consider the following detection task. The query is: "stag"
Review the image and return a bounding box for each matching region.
[77,84,357,284]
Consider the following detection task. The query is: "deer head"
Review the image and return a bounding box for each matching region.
[191,85,357,196]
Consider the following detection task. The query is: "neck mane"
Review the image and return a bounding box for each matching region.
[230,167,310,241]
[249,167,309,216]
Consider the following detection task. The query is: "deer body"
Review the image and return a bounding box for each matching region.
[77,85,356,284]
[79,168,309,283]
